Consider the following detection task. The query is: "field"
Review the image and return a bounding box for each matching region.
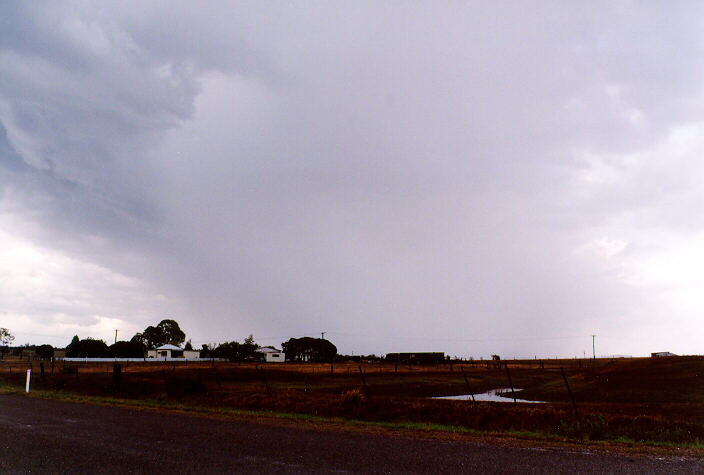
[1,356,703,448]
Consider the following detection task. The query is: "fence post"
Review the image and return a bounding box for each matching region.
[358,365,369,398]
[260,366,270,394]
[113,364,122,393]
[25,369,31,392]
[212,366,222,389]
[40,362,45,382]
[560,367,578,417]
[505,365,517,406]
[460,367,476,406]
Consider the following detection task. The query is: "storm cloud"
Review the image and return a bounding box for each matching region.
[2,2,704,357]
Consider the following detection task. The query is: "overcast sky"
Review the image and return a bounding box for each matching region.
[2,2,704,358]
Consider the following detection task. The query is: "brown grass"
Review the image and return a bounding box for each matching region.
[1,356,702,446]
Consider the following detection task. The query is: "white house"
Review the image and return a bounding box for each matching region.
[256,347,286,362]
[147,344,201,360]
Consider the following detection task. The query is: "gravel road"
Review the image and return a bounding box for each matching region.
[0,394,701,473]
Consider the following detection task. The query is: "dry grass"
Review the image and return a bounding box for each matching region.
[1,356,702,446]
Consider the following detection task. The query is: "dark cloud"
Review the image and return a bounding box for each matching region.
[2,2,704,356]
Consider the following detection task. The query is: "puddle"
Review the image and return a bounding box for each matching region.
[433,388,544,403]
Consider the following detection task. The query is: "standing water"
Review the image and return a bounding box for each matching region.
[433,388,544,403]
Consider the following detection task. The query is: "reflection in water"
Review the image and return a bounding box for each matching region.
[434,388,544,403]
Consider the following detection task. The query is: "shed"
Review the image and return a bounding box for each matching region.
[256,347,286,362]
[651,351,677,357]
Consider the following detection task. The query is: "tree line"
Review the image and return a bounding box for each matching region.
[1,322,339,362]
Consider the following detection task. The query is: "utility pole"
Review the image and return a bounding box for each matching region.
[591,334,596,360]
[115,329,119,345]
[321,331,326,340]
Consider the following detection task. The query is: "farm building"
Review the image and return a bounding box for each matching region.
[147,344,201,360]
[385,352,445,365]
[256,347,285,362]
[651,351,677,357]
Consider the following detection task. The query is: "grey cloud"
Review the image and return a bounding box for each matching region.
[2,2,703,355]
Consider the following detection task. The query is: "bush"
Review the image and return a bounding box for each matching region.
[340,389,367,409]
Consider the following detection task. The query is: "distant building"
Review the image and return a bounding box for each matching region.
[651,351,677,357]
[256,347,285,363]
[385,352,445,365]
[147,344,201,360]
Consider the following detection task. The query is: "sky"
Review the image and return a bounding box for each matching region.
[2,2,704,358]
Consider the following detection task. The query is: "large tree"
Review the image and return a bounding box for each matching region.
[131,319,186,349]
[66,337,109,358]
[281,337,337,362]
[0,328,14,347]
[0,328,15,358]
[35,344,54,359]
[212,335,259,362]
[109,340,146,358]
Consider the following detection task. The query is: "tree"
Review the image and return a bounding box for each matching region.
[184,339,193,351]
[109,340,146,358]
[66,335,80,354]
[131,319,186,349]
[35,344,54,359]
[66,337,109,358]
[0,328,15,347]
[281,337,337,362]
[211,336,259,362]
[212,341,242,361]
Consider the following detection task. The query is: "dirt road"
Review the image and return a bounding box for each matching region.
[0,394,700,473]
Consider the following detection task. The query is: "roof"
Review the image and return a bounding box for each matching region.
[256,347,283,353]
[155,344,182,350]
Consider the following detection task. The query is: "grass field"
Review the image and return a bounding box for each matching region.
[1,356,702,449]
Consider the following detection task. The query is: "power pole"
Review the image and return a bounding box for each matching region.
[321,331,325,340]
[115,329,119,345]
[591,334,596,360]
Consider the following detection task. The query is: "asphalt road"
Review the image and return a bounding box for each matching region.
[0,394,702,473]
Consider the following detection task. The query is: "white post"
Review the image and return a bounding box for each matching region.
[25,369,31,392]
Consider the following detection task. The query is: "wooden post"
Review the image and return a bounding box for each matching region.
[330,363,334,375]
[505,365,517,406]
[460,367,476,405]
[358,365,369,398]
[113,364,122,393]
[212,367,221,389]
[40,362,45,382]
[560,367,578,417]
[260,366,270,394]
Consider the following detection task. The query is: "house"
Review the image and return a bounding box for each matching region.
[651,351,677,357]
[256,347,286,363]
[147,344,201,360]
